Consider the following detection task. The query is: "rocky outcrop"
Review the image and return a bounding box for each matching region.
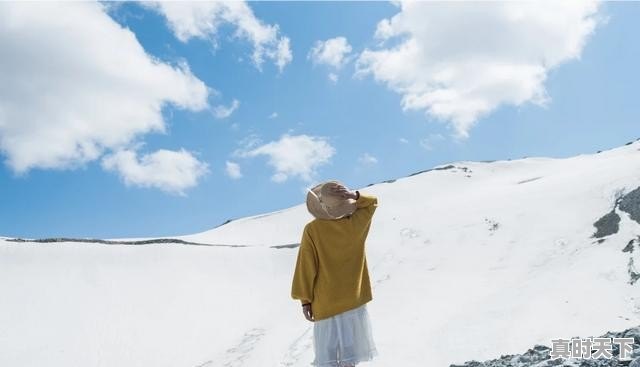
[593,211,622,239]
[450,326,640,367]
[369,164,473,186]
[593,187,640,239]
[4,236,302,249]
[5,237,246,247]
[591,186,640,284]
[619,188,640,226]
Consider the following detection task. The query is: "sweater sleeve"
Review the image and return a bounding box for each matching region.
[352,192,378,225]
[349,192,378,238]
[291,225,318,305]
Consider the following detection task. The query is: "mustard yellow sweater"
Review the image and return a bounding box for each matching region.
[291,192,378,321]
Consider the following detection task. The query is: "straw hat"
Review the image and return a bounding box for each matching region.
[306,180,357,220]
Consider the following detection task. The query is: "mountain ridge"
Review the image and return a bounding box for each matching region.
[1,138,640,366]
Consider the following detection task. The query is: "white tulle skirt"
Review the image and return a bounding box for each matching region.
[311,303,378,367]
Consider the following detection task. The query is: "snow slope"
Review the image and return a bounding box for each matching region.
[1,141,640,367]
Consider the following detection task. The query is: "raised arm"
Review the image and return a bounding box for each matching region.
[350,190,378,233]
[355,190,377,214]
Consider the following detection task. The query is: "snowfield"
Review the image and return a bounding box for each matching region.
[1,141,640,367]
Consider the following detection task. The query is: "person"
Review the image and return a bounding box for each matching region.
[291,180,379,367]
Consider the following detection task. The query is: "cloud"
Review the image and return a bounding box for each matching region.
[225,160,242,179]
[309,36,353,82]
[143,1,292,72]
[102,149,209,195]
[213,99,240,119]
[398,137,409,144]
[358,153,378,166]
[268,112,278,119]
[235,133,262,152]
[236,133,335,183]
[308,36,353,68]
[355,1,603,138]
[419,133,445,151]
[0,2,210,177]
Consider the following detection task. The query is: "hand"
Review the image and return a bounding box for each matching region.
[302,303,314,322]
[328,183,357,200]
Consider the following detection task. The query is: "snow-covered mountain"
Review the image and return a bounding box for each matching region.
[1,140,640,367]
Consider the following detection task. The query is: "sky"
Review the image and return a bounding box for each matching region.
[1,1,639,239]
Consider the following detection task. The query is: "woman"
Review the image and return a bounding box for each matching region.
[291,180,379,367]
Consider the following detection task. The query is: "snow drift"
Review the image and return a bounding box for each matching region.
[1,140,640,367]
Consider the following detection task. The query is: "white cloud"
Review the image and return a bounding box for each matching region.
[102,149,209,195]
[0,2,210,176]
[398,137,409,144]
[355,1,603,138]
[236,133,335,183]
[358,153,378,166]
[309,36,353,82]
[308,36,353,69]
[274,37,293,72]
[419,133,445,151]
[213,99,240,119]
[268,112,278,119]
[235,133,262,152]
[225,160,242,179]
[143,1,292,72]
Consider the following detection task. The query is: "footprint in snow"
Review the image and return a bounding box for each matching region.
[399,227,421,240]
[219,327,265,367]
[280,327,314,367]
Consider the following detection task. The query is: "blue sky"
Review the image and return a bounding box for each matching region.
[1,1,638,239]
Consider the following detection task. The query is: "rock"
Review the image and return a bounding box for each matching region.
[449,326,640,367]
[619,187,640,226]
[593,210,621,239]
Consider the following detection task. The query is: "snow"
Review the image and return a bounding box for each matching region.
[1,141,640,366]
